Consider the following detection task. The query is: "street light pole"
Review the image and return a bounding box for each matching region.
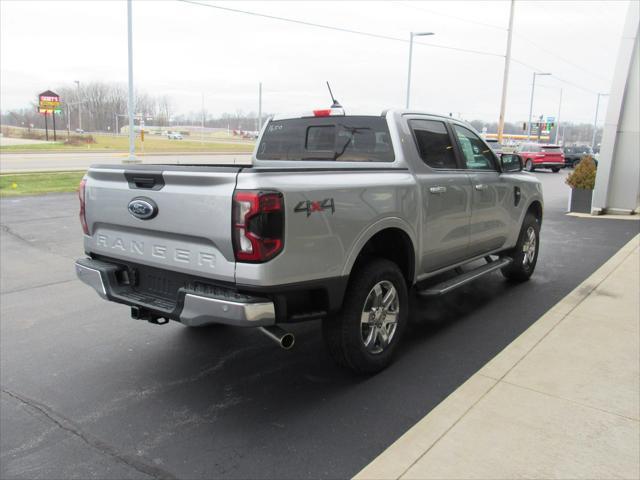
[405,31,434,109]
[258,82,262,132]
[497,0,515,144]
[526,72,551,140]
[591,93,608,151]
[74,80,81,131]
[201,92,205,145]
[126,0,137,162]
[554,88,563,145]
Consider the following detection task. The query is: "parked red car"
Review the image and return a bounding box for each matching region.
[515,143,565,172]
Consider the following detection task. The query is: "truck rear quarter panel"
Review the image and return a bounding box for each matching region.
[234,168,419,286]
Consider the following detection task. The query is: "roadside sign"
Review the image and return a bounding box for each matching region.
[546,116,555,122]
[37,90,61,140]
[38,90,60,109]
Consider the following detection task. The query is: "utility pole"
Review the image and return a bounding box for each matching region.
[526,72,551,140]
[258,82,262,132]
[201,92,205,145]
[66,104,71,137]
[497,0,515,144]
[74,80,81,131]
[554,88,563,145]
[125,0,137,162]
[591,93,608,151]
[537,114,543,142]
[405,32,434,109]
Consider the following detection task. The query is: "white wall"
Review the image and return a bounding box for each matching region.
[592,1,640,215]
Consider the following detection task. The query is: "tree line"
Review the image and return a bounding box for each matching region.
[1,80,602,144]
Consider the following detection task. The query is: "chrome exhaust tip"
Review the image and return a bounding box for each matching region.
[259,326,295,350]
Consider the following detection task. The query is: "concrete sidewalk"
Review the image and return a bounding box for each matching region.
[356,234,640,480]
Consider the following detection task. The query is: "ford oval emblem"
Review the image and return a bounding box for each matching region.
[128,197,158,220]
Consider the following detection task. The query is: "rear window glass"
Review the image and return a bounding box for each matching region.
[541,146,562,153]
[306,126,335,151]
[257,116,394,162]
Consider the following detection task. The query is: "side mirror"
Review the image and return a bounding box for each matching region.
[501,153,523,172]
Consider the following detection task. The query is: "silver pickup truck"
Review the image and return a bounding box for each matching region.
[75,108,543,373]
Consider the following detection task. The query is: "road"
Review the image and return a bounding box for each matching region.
[1,172,638,479]
[0,152,252,172]
[0,137,53,147]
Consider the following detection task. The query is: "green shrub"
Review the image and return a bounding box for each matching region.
[64,135,96,146]
[566,155,597,190]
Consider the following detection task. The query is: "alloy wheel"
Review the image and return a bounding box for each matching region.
[522,226,537,268]
[360,280,399,354]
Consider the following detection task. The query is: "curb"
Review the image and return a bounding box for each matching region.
[354,233,640,480]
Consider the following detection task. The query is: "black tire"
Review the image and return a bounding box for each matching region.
[501,213,540,282]
[551,167,560,173]
[573,160,580,168]
[322,258,408,374]
[525,159,535,172]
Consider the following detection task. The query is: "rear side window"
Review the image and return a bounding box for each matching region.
[257,116,394,162]
[410,119,457,169]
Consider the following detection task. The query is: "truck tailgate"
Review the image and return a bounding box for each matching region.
[83,165,240,283]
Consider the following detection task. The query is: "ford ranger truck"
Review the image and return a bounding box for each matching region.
[75,108,543,374]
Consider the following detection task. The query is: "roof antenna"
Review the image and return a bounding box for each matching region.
[326,81,342,109]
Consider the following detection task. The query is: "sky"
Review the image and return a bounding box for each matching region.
[0,0,631,124]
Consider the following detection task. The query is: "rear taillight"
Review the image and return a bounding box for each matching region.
[78,177,89,235]
[232,190,284,262]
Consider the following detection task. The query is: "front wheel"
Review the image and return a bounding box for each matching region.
[551,167,560,173]
[525,159,535,172]
[322,258,408,374]
[501,213,540,282]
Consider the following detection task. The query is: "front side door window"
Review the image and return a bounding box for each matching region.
[452,125,497,171]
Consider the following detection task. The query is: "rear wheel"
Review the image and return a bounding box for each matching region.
[322,258,408,374]
[525,159,535,172]
[501,213,540,282]
[551,167,560,173]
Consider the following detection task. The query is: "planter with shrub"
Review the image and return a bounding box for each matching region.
[565,155,597,213]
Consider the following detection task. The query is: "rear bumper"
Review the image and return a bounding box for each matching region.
[75,257,275,327]
[533,162,564,168]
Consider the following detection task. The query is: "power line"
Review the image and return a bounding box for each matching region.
[513,33,610,83]
[398,2,507,32]
[179,0,601,95]
[178,0,504,58]
[511,58,599,94]
[402,0,610,85]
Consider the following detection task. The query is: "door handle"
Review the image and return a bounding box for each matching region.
[429,186,447,194]
[475,184,488,191]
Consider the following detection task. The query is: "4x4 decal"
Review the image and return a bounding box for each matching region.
[294,198,335,216]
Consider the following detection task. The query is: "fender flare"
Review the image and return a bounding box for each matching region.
[341,216,418,281]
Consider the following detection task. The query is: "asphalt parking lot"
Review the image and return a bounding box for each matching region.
[1,171,638,479]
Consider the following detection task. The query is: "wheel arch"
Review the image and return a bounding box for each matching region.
[342,218,417,286]
[526,199,543,225]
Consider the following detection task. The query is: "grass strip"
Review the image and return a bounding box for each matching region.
[0,171,85,197]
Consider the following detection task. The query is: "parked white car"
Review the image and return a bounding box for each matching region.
[167,132,183,140]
